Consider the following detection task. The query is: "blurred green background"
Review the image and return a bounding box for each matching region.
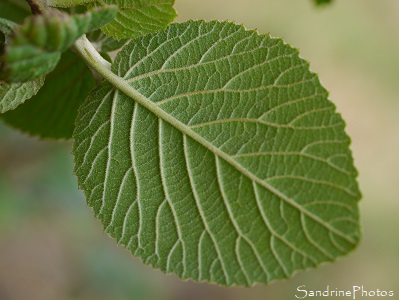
[1,0,398,299]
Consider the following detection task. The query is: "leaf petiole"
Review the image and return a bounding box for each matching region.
[73,35,112,70]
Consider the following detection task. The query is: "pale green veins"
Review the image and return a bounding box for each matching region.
[72,20,361,286]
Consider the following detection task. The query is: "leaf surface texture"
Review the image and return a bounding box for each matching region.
[87,0,177,40]
[73,21,361,286]
[0,78,45,113]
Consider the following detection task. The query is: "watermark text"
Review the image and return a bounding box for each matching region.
[295,285,394,299]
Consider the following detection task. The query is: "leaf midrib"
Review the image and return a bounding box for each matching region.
[74,36,357,245]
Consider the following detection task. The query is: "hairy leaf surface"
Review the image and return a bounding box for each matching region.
[2,51,95,138]
[0,7,117,82]
[0,77,45,113]
[45,0,97,7]
[73,21,361,286]
[87,0,177,40]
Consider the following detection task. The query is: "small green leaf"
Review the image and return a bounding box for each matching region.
[73,21,361,286]
[1,50,95,138]
[0,6,117,83]
[0,17,17,44]
[87,0,177,40]
[0,78,45,113]
[0,17,17,58]
[314,0,333,5]
[0,18,45,113]
[46,0,97,7]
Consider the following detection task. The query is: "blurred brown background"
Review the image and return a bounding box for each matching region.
[1,0,398,299]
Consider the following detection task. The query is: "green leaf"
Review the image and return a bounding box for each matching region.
[73,21,361,286]
[0,77,45,113]
[0,0,31,23]
[0,6,117,83]
[0,17,17,44]
[0,18,45,113]
[0,17,17,57]
[314,0,333,5]
[86,5,118,31]
[1,50,95,138]
[87,0,177,40]
[45,0,177,41]
[46,0,97,7]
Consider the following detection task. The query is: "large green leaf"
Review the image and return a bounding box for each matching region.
[0,6,117,83]
[1,50,95,138]
[73,21,361,286]
[86,0,177,40]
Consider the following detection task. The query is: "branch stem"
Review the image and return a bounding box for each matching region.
[25,0,43,14]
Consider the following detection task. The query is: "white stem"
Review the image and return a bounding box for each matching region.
[73,35,111,70]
